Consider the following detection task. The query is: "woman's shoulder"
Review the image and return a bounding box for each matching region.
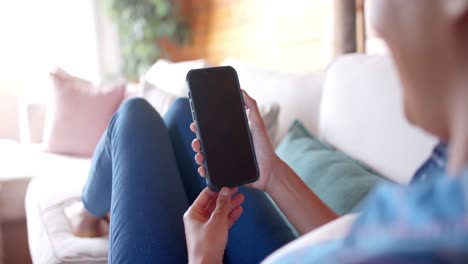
[263,170,468,263]
[262,214,357,264]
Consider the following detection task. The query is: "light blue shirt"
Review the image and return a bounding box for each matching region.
[274,143,468,263]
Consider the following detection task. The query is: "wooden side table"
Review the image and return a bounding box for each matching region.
[0,194,3,264]
[0,140,36,264]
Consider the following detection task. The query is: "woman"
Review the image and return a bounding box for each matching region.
[70,0,468,263]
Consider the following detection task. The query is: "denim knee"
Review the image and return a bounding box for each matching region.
[171,98,190,113]
[118,97,155,116]
[108,97,166,136]
[164,98,190,127]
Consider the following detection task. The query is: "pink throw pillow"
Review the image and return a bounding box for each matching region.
[43,69,125,157]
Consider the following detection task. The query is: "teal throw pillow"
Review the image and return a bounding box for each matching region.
[275,120,385,216]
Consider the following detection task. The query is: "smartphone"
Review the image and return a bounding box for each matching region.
[186,66,259,191]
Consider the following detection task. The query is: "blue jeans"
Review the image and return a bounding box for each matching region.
[82,98,295,264]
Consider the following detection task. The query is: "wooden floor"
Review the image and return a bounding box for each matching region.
[2,220,32,264]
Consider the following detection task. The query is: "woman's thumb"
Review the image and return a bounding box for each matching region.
[213,187,231,217]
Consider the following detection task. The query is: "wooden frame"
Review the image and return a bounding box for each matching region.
[356,0,366,53]
[333,0,366,55]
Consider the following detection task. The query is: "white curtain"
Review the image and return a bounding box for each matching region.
[0,0,120,101]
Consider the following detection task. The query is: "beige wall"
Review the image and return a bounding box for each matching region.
[162,0,334,73]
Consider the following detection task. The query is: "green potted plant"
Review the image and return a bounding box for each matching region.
[106,0,190,81]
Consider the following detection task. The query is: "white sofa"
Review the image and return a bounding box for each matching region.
[25,54,437,263]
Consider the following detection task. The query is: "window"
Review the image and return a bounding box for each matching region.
[0,0,104,101]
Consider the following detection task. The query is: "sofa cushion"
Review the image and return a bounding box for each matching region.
[141,81,178,116]
[43,69,125,157]
[276,120,384,216]
[25,152,109,264]
[319,54,438,184]
[26,178,108,264]
[144,59,207,97]
[258,102,280,143]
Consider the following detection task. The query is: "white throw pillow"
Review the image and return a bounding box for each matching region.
[142,80,280,143]
[144,59,208,97]
[258,102,280,144]
[222,59,323,146]
[141,81,178,116]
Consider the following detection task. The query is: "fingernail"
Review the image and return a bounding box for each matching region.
[220,187,229,197]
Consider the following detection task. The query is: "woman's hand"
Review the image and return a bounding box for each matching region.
[183,187,244,264]
[190,90,282,192]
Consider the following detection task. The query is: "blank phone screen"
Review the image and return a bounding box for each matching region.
[187,67,258,189]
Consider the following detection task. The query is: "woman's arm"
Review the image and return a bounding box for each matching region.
[263,213,357,264]
[240,90,338,234]
[191,90,338,235]
[266,159,338,235]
